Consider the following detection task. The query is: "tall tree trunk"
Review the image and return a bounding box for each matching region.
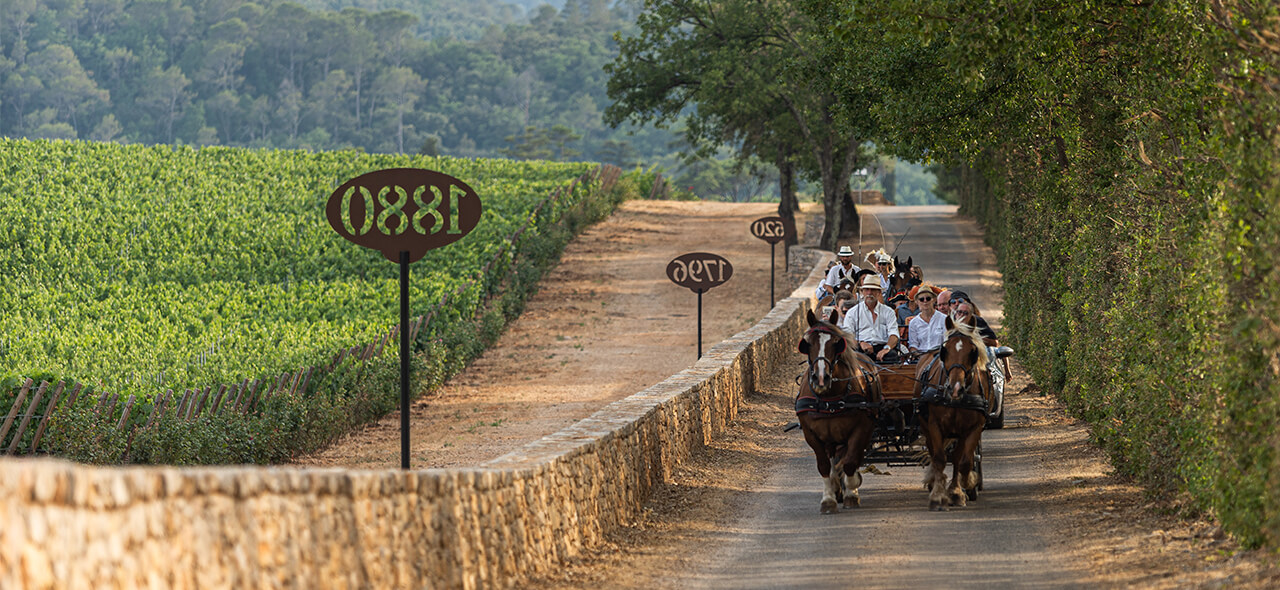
[840,189,860,244]
[777,153,799,246]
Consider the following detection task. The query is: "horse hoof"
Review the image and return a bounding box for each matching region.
[820,500,839,514]
[929,501,947,512]
[844,496,860,509]
[949,493,967,507]
[965,488,978,502]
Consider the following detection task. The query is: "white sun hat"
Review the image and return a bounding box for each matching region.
[859,274,881,290]
[837,246,855,257]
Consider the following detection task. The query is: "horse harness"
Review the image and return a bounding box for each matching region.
[795,325,879,417]
[917,349,988,412]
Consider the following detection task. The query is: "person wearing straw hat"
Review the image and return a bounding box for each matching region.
[840,273,900,362]
[817,245,860,307]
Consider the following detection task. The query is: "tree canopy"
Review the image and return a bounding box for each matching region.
[605,0,874,248]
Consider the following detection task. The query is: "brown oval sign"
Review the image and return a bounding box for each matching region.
[326,168,482,263]
[666,252,733,292]
[750,216,788,244]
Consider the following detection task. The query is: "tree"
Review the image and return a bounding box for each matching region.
[28,44,109,136]
[546,124,581,160]
[605,0,869,248]
[372,66,426,153]
[498,126,552,160]
[137,65,191,143]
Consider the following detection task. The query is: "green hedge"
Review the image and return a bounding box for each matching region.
[889,2,1280,549]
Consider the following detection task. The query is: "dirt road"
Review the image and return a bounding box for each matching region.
[297,200,806,469]
[526,205,1280,589]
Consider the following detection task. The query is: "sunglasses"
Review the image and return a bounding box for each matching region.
[877,262,890,266]
[916,297,934,302]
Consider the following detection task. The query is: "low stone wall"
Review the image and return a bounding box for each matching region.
[0,257,831,590]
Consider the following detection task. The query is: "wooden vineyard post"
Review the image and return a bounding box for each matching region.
[64,382,83,407]
[327,167,483,470]
[209,385,228,415]
[0,379,34,450]
[148,390,173,427]
[28,381,67,453]
[6,381,49,454]
[101,393,120,422]
[116,396,136,429]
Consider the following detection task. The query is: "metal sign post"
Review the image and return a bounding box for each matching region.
[750,216,788,308]
[666,252,733,359]
[327,168,482,470]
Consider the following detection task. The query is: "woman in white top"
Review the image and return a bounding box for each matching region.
[907,286,947,354]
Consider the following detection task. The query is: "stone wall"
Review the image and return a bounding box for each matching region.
[0,256,831,590]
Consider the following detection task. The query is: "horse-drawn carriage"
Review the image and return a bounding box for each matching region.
[793,307,1014,513]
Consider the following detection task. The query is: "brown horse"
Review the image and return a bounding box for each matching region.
[796,309,883,513]
[914,314,991,511]
[887,255,914,300]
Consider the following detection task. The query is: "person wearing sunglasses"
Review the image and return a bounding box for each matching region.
[953,298,1009,426]
[908,285,947,355]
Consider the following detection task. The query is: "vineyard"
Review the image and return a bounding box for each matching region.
[0,138,643,464]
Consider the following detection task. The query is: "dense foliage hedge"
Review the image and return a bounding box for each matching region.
[887,1,1280,549]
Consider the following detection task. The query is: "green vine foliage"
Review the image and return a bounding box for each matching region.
[2,140,649,465]
[805,0,1280,547]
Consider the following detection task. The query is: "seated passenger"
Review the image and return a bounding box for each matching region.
[832,289,856,323]
[840,274,900,362]
[908,285,947,355]
[950,293,997,346]
[817,246,860,307]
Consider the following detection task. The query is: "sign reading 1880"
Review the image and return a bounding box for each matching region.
[325,166,482,470]
[325,168,482,263]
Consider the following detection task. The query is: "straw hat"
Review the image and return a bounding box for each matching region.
[859,274,881,291]
[837,245,855,257]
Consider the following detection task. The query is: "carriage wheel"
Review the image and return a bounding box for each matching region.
[975,443,984,491]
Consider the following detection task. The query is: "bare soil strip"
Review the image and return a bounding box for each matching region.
[296,200,807,469]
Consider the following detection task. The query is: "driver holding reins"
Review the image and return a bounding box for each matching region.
[841,274,900,362]
[817,245,860,307]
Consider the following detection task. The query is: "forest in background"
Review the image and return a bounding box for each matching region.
[0,0,936,204]
[0,0,683,163]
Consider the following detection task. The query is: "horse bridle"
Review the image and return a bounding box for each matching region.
[943,362,978,395]
[800,326,859,386]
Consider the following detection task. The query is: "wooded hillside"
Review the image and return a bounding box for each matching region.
[0,0,672,161]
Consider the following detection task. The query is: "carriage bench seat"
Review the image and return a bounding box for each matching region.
[877,367,919,400]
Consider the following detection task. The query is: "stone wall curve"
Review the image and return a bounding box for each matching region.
[0,251,832,590]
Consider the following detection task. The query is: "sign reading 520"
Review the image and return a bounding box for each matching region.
[326,168,482,263]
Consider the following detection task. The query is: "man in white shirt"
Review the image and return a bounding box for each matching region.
[841,274,900,362]
[817,245,860,307]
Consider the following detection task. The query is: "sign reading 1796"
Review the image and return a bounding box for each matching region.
[325,168,482,263]
[667,252,733,292]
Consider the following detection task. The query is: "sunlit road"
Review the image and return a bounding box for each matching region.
[668,205,1088,589]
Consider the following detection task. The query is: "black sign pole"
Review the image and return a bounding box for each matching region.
[770,241,776,306]
[697,288,704,359]
[327,168,483,471]
[400,250,410,470]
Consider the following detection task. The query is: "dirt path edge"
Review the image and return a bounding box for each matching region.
[483,250,829,472]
